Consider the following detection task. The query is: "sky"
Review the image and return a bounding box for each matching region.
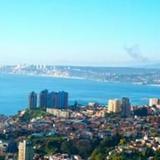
[0,0,159,66]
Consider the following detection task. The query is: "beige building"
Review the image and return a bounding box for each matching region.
[18,140,33,160]
[95,109,107,117]
[149,98,160,106]
[108,99,121,113]
[46,108,71,118]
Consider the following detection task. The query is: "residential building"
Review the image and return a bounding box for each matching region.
[121,97,131,117]
[39,89,48,108]
[46,108,71,118]
[29,92,37,109]
[108,99,121,113]
[18,140,33,160]
[149,98,160,106]
[58,91,68,108]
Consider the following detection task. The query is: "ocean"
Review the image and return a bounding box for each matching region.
[0,73,160,115]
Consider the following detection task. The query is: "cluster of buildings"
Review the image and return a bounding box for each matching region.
[29,90,68,109]
[2,140,33,160]
[2,95,160,159]
[107,135,160,160]
[2,104,160,160]
[108,97,131,117]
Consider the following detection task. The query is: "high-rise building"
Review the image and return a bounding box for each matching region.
[108,99,121,113]
[48,91,68,108]
[48,92,57,108]
[39,89,48,108]
[149,98,160,106]
[121,97,131,117]
[37,90,68,109]
[29,92,37,109]
[54,92,60,107]
[58,91,68,108]
[18,140,33,160]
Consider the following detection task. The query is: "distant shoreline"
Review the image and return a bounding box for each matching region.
[1,72,160,87]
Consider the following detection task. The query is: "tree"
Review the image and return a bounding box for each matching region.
[119,138,127,145]
[61,141,78,155]
[154,149,160,160]
[76,139,92,158]
[90,148,105,160]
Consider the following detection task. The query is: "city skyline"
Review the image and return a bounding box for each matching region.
[1,1,160,159]
[0,0,160,66]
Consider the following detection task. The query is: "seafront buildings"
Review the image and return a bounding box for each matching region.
[121,97,131,117]
[108,99,121,113]
[57,91,68,108]
[39,89,48,109]
[48,91,57,108]
[107,98,131,116]
[2,93,160,159]
[29,92,37,109]
[0,95,160,160]
[29,90,68,109]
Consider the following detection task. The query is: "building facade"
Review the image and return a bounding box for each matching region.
[46,108,71,118]
[149,98,160,107]
[18,140,33,160]
[58,91,68,108]
[47,91,68,108]
[28,90,69,109]
[39,89,48,108]
[29,92,37,109]
[108,99,121,113]
[121,97,131,117]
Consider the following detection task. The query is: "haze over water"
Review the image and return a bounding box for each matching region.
[0,73,160,115]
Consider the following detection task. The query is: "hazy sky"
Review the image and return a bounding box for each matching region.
[0,0,159,66]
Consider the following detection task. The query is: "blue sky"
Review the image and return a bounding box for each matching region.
[0,0,159,66]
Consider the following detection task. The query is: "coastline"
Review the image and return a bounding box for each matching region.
[1,72,160,87]
[0,72,159,116]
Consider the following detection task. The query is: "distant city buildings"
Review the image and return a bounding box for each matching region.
[28,90,69,109]
[18,140,33,160]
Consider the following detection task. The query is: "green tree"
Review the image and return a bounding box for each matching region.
[76,139,92,158]
[61,141,78,155]
[119,138,127,145]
